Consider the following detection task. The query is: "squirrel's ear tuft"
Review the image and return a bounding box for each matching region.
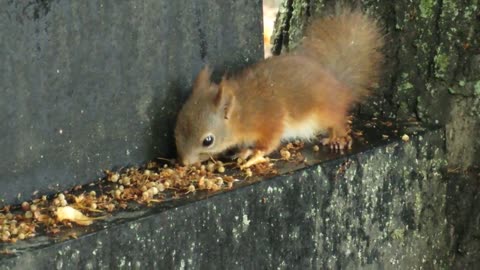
[192,66,213,94]
[215,81,235,120]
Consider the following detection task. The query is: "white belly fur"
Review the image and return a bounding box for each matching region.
[281,117,326,142]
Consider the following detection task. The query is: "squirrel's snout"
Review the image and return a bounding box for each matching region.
[179,157,190,166]
[179,154,197,167]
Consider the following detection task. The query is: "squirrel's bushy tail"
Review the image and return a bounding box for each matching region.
[300,8,384,99]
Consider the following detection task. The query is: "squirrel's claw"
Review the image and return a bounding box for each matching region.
[321,135,352,152]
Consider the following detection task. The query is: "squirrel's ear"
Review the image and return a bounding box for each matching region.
[215,81,235,120]
[192,66,212,94]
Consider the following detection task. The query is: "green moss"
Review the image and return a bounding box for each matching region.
[397,102,411,119]
[464,5,478,19]
[400,82,414,92]
[449,80,480,96]
[417,96,426,119]
[474,81,480,96]
[415,192,423,221]
[287,0,312,50]
[398,73,414,92]
[434,52,449,78]
[419,0,434,18]
[442,0,458,15]
[392,228,406,241]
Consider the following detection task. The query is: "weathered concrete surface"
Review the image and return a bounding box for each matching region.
[0,125,449,269]
[447,168,480,269]
[0,1,263,205]
[446,96,480,169]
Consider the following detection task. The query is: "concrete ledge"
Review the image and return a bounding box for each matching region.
[0,122,449,269]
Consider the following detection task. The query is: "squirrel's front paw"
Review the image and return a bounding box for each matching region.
[239,150,267,169]
[237,148,253,160]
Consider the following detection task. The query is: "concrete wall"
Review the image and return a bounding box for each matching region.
[0,0,263,205]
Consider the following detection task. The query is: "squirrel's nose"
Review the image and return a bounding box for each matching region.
[179,157,189,166]
[179,155,197,166]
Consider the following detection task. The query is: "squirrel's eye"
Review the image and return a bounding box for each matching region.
[202,135,214,147]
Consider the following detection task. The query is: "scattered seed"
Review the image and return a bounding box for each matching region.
[122,177,131,186]
[211,183,220,191]
[280,149,291,160]
[24,211,33,219]
[205,179,213,190]
[106,204,115,212]
[164,180,171,189]
[2,234,9,242]
[142,191,150,201]
[198,177,205,189]
[53,198,60,206]
[114,189,122,199]
[237,158,245,165]
[21,202,30,211]
[109,173,120,182]
[60,199,68,207]
[90,203,97,210]
[206,162,215,172]
[56,206,94,226]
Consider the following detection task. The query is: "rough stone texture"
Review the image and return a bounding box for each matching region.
[0,0,263,205]
[271,0,480,169]
[0,126,449,269]
[447,168,480,269]
[446,96,480,169]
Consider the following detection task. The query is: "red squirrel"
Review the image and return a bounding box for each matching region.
[175,8,384,168]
